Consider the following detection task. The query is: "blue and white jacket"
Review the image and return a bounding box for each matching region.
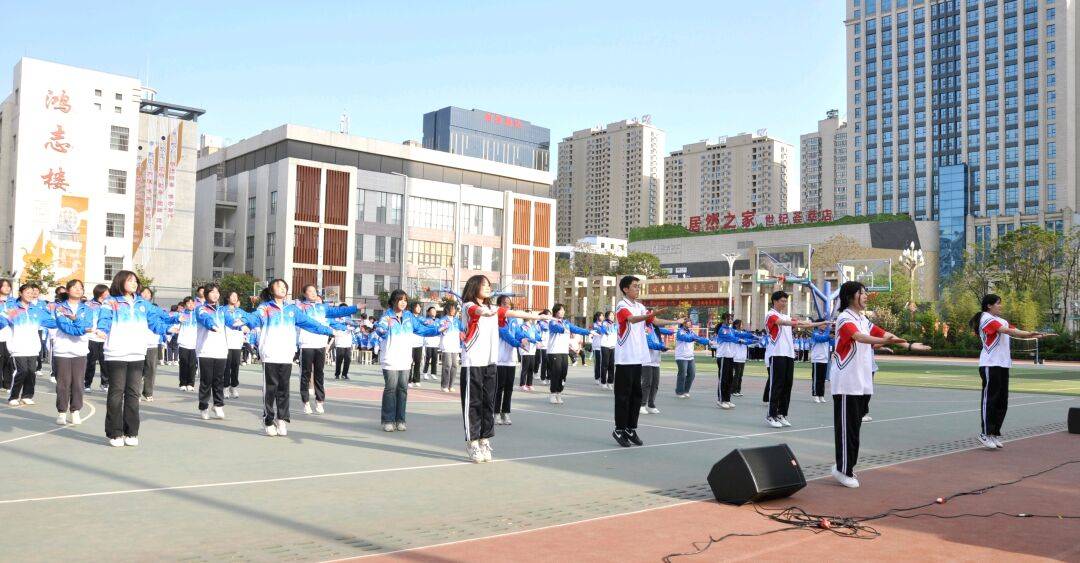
[242,300,333,364]
[374,310,441,371]
[294,301,358,349]
[98,296,177,362]
[439,317,465,354]
[645,325,672,367]
[497,317,527,366]
[546,319,591,355]
[518,322,541,356]
[176,308,199,349]
[196,304,244,359]
[52,299,95,358]
[1,299,61,357]
[674,327,709,361]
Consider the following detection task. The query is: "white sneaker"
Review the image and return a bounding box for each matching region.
[596,380,603,386]
[467,441,484,463]
[8,399,19,407]
[50,376,56,384]
[187,385,195,392]
[200,409,210,420]
[303,402,313,414]
[648,407,661,414]
[315,402,325,414]
[407,382,414,388]
[109,437,125,447]
[734,392,743,397]
[145,396,154,402]
[978,434,999,449]
[606,383,614,390]
[382,423,395,432]
[213,406,225,419]
[991,436,1004,448]
[70,411,82,425]
[479,439,493,462]
[443,387,450,393]
[779,416,792,427]
[862,414,872,422]
[265,424,278,437]
[275,420,288,436]
[557,394,564,404]
[831,465,860,488]
[231,387,239,398]
[84,386,91,392]
[495,413,505,425]
[640,406,649,414]
[395,422,407,431]
[56,413,68,425]
[503,414,512,425]
[766,417,783,428]
[550,394,558,404]
[20,398,34,405]
[124,436,139,447]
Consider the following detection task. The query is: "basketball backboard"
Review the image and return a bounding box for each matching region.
[755,244,812,285]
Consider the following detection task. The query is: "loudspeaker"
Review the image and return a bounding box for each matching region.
[708,444,806,505]
[1069,408,1080,434]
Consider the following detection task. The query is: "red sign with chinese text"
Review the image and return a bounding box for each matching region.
[687,209,833,233]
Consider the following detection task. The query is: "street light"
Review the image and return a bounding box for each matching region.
[900,241,925,323]
[722,252,739,319]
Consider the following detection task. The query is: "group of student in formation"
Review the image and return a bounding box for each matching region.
[0,269,1052,482]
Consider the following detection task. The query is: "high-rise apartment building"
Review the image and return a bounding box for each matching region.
[555,119,665,244]
[845,0,1075,281]
[664,132,794,227]
[422,106,551,171]
[800,110,850,213]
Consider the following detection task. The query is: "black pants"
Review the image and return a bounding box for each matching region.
[537,349,548,381]
[8,356,38,401]
[178,347,197,387]
[811,362,828,397]
[55,355,86,412]
[834,394,869,477]
[593,350,603,380]
[614,364,643,431]
[0,341,13,389]
[733,361,745,393]
[461,364,497,442]
[548,353,568,393]
[762,362,771,403]
[519,355,536,386]
[300,348,326,403]
[716,356,734,403]
[334,347,352,379]
[979,366,1009,436]
[767,356,794,419]
[225,348,241,388]
[495,365,516,414]
[601,347,615,384]
[198,356,227,410]
[142,346,158,398]
[83,340,107,388]
[105,360,143,439]
[424,346,439,375]
[408,347,422,383]
[263,362,291,426]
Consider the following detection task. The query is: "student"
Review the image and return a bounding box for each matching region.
[176,297,199,392]
[438,303,464,393]
[830,281,928,487]
[375,290,442,432]
[138,287,164,402]
[494,296,526,424]
[674,319,708,398]
[166,305,181,366]
[599,311,616,389]
[590,312,605,385]
[809,323,832,403]
[535,312,550,383]
[611,276,683,447]
[422,306,440,380]
[760,331,771,404]
[220,291,246,398]
[713,314,740,409]
[731,319,753,397]
[82,284,110,392]
[97,271,178,447]
[969,294,1052,450]
[4,283,63,406]
[545,304,592,404]
[0,278,12,391]
[518,317,540,391]
[764,291,829,428]
[458,276,549,462]
[243,279,333,436]
[332,313,355,380]
[640,322,672,414]
[295,285,358,414]
[194,283,244,421]
[52,280,95,425]
[408,302,426,387]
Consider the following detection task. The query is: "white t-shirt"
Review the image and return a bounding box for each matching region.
[765,309,795,359]
[614,298,649,365]
[600,321,616,348]
[461,303,508,368]
[978,312,1012,368]
[829,309,884,396]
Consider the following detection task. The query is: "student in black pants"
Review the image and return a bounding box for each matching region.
[422,307,439,378]
[0,278,12,390]
[408,302,425,386]
[600,311,616,388]
[82,284,110,391]
[332,321,354,380]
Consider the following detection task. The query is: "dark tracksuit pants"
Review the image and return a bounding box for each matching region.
[84,340,107,388]
[716,355,735,403]
[733,361,745,394]
[641,365,660,408]
[424,346,439,375]
[0,342,13,389]
[614,364,643,432]
[834,393,869,477]
[767,356,795,419]
[461,364,497,442]
[410,347,423,383]
[198,356,227,410]
[811,362,828,397]
[225,349,242,388]
[600,347,615,384]
[519,355,535,386]
[9,356,37,401]
[142,346,159,399]
[54,356,86,412]
[334,347,352,379]
[300,348,326,404]
[536,349,548,381]
[495,365,515,414]
[178,347,197,387]
[979,366,1009,436]
[548,353,568,393]
[263,363,291,426]
[593,349,603,381]
[104,360,143,439]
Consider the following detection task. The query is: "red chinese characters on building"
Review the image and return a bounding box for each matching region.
[41,168,69,191]
[722,212,737,230]
[686,209,833,232]
[44,125,71,153]
[688,215,702,232]
[45,90,71,113]
[807,209,818,222]
[778,212,789,225]
[765,214,775,227]
[484,113,524,128]
[704,212,720,231]
[741,210,756,228]
[792,211,803,224]
[821,209,833,222]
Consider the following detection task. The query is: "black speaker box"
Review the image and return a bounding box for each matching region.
[708,444,806,505]
[1069,408,1080,434]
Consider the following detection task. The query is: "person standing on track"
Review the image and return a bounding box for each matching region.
[422,306,440,381]
[674,319,708,398]
[408,302,426,388]
[969,294,1052,450]
[4,283,62,407]
[0,278,13,392]
[731,319,753,397]
[517,317,540,391]
[81,284,110,392]
[193,283,245,421]
[137,287,166,402]
[374,290,442,432]
[545,304,592,405]
[51,280,95,426]
[332,315,356,380]
[611,276,683,447]
[599,311,616,389]
[535,312,550,383]
[764,291,829,428]
[809,323,832,403]
[494,296,527,424]
[295,285,358,414]
[590,312,605,385]
[639,322,671,414]
[176,297,199,392]
[438,303,464,393]
[714,314,739,410]
[221,291,246,398]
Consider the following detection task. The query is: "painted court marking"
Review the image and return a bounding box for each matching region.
[0,395,1072,506]
[0,396,98,446]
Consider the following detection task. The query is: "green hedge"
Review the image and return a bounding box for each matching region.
[628,214,915,243]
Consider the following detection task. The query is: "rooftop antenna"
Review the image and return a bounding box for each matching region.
[339,110,349,135]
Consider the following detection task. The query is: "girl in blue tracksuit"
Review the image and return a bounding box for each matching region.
[52,279,96,425]
[673,320,709,398]
[545,304,592,404]
[194,283,246,421]
[438,305,465,392]
[715,317,754,409]
[96,271,178,447]
[809,325,833,402]
[176,297,199,391]
[731,320,755,396]
[590,312,606,385]
[641,323,672,413]
[374,289,442,432]
[494,296,527,424]
[517,320,541,390]
[243,279,335,437]
[4,283,65,406]
[294,285,358,414]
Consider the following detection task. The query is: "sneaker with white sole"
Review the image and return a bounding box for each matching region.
[549,394,558,404]
[495,414,505,425]
[778,416,792,427]
[145,396,154,402]
[991,435,1004,448]
[315,402,325,414]
[862,414,872,422]
[648,407,661,414]
[200,409,210,420]
[395,422,407,431]
[978,434,999,449]
[831,465,860,488]
[734,392,743,397]
[766,417,783,428]
[504,414,512,425]
[84,386,91,393]
[124,436,139,447]
[213,406,225,419]
[108,437,125,447]
[467,441,484,463]
[558,394,565,404]
[8,399,20,406]
[303,402,313,415]
[20,398,34,405]
[56,413,68,425]
[275,420,288,436]
[70,411,82,425]
[640,406,649,414]
[265,424,278,437]
[382,423,395,432]
[479,439,493,462]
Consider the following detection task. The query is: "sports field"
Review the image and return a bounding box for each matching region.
[0,356,1077,562]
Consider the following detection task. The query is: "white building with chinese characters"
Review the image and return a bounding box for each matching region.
[0,58,201,301]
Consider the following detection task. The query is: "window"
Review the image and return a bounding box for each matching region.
[103,257,123,280]
[407,197,455,230]
[357,188,366,221]
[373,275,386,297]
[407,240,453,268]
[266,268,275,281]
[248,197,256,219]
[461,204,504,236]
[375,235,386,262]
[389,237,401,263]
[107,169,126,194]
[269,190,277,215]
[374,192,404,225]
[109,126,129,151]
[113,106,122,114]
[115,92,122,101]
[355,233,365,261]
[246,236,255,262]
[266,232,276,257]
[105,213,125,238]
[94,89,102,97]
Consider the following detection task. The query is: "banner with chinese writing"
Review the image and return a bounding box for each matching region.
[133,118,185,257]
[687,209,834,233]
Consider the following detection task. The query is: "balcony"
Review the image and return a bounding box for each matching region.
[215,180,238,206]
[213,228,235,252]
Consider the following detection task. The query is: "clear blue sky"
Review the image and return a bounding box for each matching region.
[3,0,846,183]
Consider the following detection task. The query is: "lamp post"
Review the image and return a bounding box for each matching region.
[722,252,739,319]
[900,241,925,324]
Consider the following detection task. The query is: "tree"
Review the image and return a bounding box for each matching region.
[218,273,258,310]
[134,264,154,289]
[21,258,57,289]
[555,256,574,281]
[614,251,664,279]
[810,235,864,274]
[572,242,619,278]
[1058,228,1080,326]
[993,226,1061,319]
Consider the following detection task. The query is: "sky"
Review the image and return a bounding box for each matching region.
[1,0,847,190]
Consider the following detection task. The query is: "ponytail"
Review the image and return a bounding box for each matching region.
[969,294,1001,333]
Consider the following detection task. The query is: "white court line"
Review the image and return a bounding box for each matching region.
[326,423,1070,562]
[0,396,1072,506]
[0,396,98,446]
[512,406,737,438]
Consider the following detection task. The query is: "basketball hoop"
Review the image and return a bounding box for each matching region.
[776,275,786,286]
